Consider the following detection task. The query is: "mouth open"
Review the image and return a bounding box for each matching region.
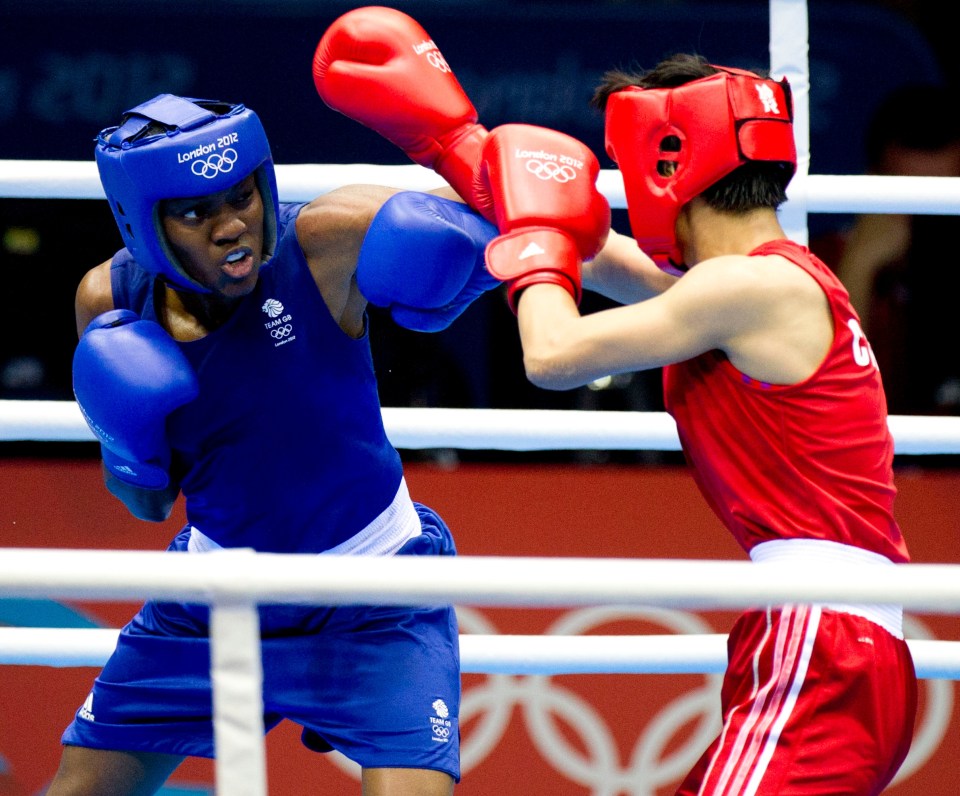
[222,248,254,279]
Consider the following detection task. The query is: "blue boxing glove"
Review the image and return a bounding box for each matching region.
[357,192,499,332]
[73,309,199,490]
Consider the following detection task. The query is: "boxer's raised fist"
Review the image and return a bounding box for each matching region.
[313,6,490,216]
[480,124,611,311]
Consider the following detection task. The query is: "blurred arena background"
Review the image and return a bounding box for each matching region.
[0,0,955,426]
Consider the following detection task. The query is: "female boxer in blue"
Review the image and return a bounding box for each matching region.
[50,93,496,796]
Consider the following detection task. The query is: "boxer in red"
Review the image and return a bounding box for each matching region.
[315,9,917,791]
[509,56,917,796]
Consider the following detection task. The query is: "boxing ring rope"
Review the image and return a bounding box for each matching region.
[5,159,960,216]
[3,626,958,680]
[5,400,960,454]
[2,548,960,636]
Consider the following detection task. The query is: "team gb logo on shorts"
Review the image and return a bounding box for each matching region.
[261,298,297,348]
[429,698,452,743]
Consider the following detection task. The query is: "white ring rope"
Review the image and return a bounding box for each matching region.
[4,400,960,454]
[4,548,960,613]
[2,628,958,680]
[4,160,960,216]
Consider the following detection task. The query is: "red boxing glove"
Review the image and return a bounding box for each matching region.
[480,124,611,312]
[313,6,491,218]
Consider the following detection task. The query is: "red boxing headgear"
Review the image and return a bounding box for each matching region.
[604,66,796,274]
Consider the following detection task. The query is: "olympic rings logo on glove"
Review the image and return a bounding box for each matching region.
[426,51,451,73]
[191,148,239,179]
[270,324,293,339]
[525,159,578,183]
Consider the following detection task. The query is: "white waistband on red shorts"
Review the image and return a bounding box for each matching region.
[749,538,904,639]
[187,477,422,558]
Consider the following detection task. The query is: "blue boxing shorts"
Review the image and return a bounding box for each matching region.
[61,504,461,781]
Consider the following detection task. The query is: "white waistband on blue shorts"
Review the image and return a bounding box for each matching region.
[749,538,904,639]
[187,477,422,558]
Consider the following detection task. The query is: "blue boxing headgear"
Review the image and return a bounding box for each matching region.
[95,94,280,293]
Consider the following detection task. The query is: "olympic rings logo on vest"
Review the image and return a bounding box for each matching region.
[189,148,239,179]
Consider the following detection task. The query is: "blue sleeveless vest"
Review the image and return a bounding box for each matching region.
[110,203,404,552]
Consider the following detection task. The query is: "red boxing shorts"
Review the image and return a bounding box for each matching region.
[677,604,917,795]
